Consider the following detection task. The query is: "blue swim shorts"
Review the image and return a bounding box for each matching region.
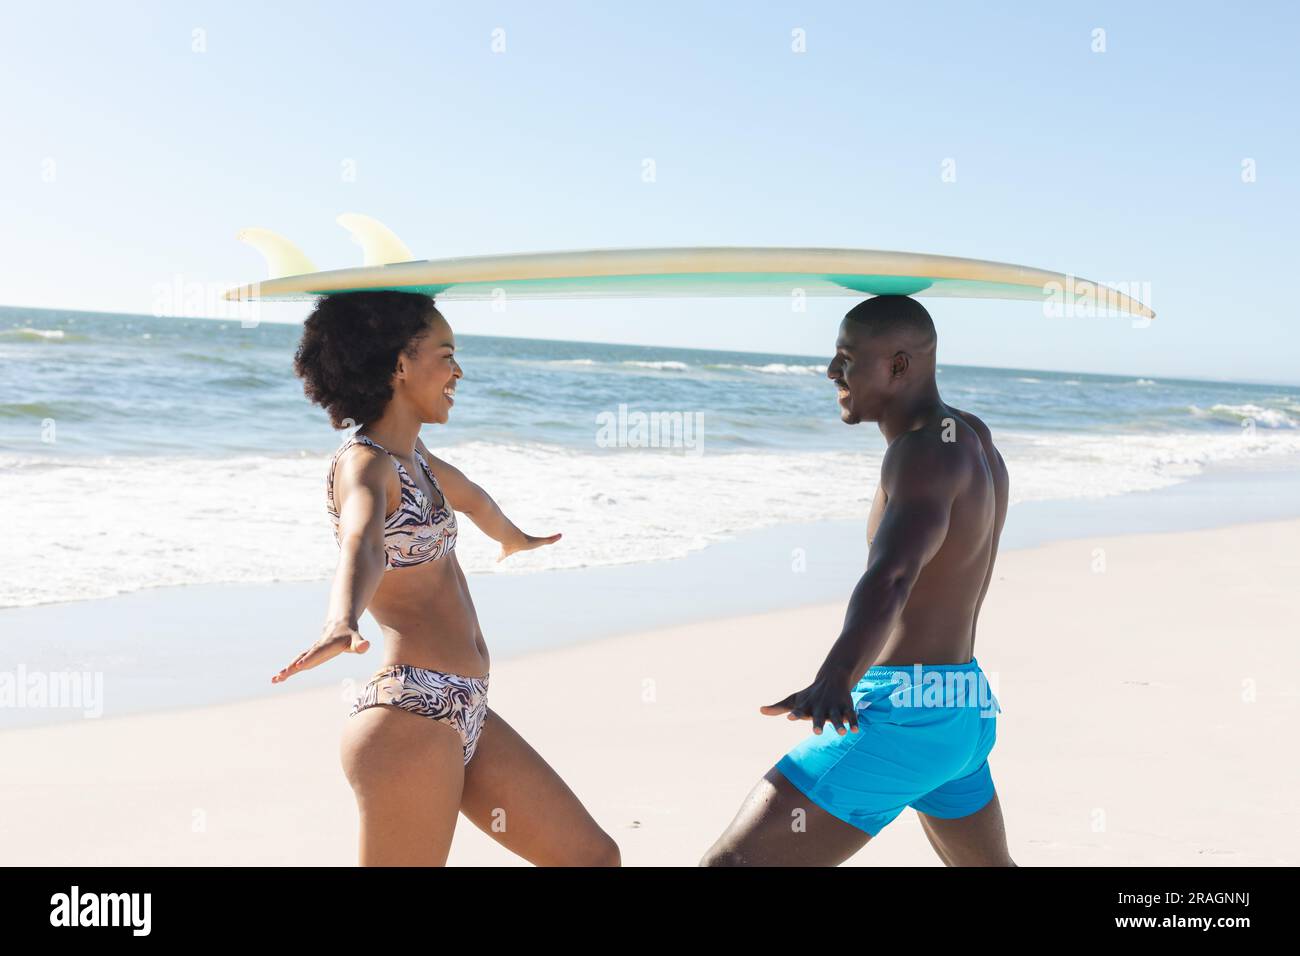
[775,657,1001,835]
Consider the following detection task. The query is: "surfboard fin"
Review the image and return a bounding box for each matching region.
[235,228,318,279]
[337,213,416,266]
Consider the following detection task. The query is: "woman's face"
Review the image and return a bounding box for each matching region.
[394,308,462,425]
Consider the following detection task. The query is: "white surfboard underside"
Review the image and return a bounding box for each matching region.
[223,246,1154,319]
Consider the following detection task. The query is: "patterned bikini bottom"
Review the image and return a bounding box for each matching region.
[349,663,490,764]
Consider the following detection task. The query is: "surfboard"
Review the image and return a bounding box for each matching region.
[225,218,1154,318]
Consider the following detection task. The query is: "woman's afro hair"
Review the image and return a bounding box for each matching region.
[293,291,438,428]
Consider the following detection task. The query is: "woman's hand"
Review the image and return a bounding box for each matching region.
[497,530,562,563]
[271,620,370,684]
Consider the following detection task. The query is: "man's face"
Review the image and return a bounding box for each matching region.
[827,318,894,424]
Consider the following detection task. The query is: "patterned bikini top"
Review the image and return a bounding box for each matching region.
[326,433,458,569]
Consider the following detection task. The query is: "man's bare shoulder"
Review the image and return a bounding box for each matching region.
[947,406,994,444]
[947,406,1006,470]
[881,423,978,498]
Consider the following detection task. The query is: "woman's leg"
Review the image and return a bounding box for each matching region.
[460,708,620,866]
[340,704,465,866]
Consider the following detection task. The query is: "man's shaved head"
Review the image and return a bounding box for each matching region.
[843,295,937,352]
[829,296,940,426]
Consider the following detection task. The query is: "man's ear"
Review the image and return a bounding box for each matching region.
[891,350,910,378]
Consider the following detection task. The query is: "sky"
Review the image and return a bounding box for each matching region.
[2,1,1297,383]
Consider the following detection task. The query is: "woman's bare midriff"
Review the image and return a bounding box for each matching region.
[365,552,490,678]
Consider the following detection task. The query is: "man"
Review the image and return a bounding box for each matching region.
[702,295,1015,866]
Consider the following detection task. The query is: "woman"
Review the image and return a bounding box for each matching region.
[271,291,619,867]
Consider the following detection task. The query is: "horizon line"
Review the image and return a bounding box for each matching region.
[2,301,1296,392]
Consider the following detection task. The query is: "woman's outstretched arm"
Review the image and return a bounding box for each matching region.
[271,448,391,683]
[418,438,561,561]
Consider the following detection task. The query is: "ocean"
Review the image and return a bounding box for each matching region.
[3,304,1299,609]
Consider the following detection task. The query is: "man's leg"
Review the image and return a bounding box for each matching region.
[700,767,873,867]
[915,789,1016,866]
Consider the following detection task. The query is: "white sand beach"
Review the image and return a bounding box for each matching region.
[2,519,1297,866]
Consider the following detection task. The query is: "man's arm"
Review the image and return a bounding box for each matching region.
[815,432,965,686]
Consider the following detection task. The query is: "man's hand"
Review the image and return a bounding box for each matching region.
[761,674,860,736]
